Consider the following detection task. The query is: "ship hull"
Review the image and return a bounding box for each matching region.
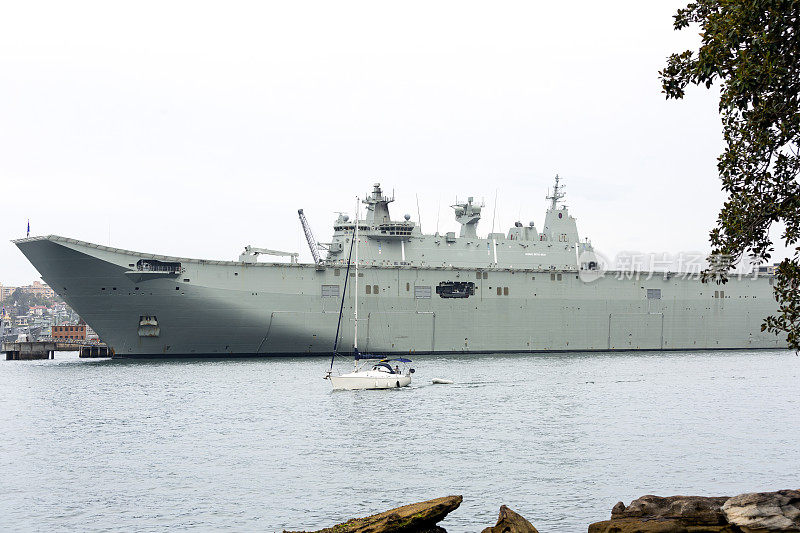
[330,374,411,390]
[15,236,786,357]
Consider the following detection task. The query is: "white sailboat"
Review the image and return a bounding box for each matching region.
[325,199,414,391]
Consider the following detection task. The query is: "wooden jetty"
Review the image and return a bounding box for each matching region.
[3,341,111,360]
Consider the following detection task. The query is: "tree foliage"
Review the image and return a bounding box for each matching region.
[5,288,50,310]
[660,0,800,349]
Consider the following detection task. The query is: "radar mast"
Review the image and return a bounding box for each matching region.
[546,174,565,211]
[451,197,483,238]
[362,183,394,224]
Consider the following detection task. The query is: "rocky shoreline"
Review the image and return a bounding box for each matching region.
[285,490,800,532]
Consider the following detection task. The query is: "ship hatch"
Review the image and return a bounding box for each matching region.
[137,259,181,273]
[436,281,475,298]
[126,260,183,283]
[138,315,160,337]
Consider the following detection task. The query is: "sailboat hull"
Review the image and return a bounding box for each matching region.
[330,374,411,390]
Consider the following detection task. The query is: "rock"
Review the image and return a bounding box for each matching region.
[481,505,539,533]
[610,495,731,524]
[588,518,740,532]
[588,494,736,533]
[284,495,462,533]
[722,489,800,532]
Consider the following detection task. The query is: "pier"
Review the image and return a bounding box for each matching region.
[3,341,110,360]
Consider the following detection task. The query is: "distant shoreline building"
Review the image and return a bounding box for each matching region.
[0,283,14,301]
[52,324,87,341]
[0,280,56,301]
[22,281,55,299]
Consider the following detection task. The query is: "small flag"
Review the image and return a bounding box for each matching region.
[27,219,30,237]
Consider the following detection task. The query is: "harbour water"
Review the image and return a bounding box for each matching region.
[1,350,797,532]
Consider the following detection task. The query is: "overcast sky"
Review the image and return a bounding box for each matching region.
[0,1,787,285]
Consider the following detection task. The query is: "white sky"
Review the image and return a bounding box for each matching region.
[0,1,788,285]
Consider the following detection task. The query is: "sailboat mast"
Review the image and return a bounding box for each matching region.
[354,199,359,355]
[329,209,357,372]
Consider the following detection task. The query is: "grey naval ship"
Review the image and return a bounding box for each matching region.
[14,179,786,357]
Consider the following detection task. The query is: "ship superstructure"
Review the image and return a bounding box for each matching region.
[13,179,785,356]
[322,181,588,272]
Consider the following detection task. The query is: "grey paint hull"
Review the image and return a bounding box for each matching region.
[15,236,785,357]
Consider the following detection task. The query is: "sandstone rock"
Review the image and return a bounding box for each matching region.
[481,505,539,533]
[588,495,736,533]
[284,495,462,533]
[722,489,800,532]
[588,517,740,532]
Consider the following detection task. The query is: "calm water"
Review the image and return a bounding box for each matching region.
[1,350,797,532]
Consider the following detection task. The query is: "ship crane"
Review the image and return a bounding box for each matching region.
[239,246,298,264]
[297,209,323,265]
